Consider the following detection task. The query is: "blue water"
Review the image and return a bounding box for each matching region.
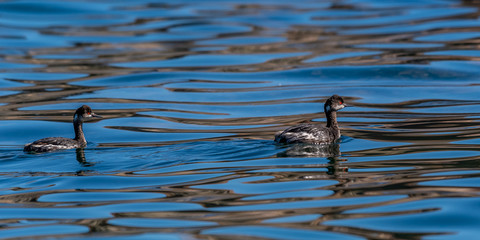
[1,0,480,239]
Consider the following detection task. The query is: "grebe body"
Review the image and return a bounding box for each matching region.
[275,95,346,144]
[24,105,102,153]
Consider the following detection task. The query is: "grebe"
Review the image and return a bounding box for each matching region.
[275,95,347,144]
[24,105,102,153]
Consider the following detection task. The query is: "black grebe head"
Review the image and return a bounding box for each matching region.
[324,95,346,113]
[74,105,102,122]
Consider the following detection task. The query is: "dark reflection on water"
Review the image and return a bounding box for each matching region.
[277,142,342,158]
[1,0,480,239]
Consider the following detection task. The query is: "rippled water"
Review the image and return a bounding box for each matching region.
[1,0,480,239]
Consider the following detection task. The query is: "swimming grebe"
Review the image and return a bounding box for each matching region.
[24,105,102,153]
[275,95,347,144]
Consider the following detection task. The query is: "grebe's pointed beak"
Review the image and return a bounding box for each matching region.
[91,113,103,118]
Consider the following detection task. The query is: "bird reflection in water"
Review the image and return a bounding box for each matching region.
[277,143,349,175]
[277,142,340,158]
[76,148,95,167]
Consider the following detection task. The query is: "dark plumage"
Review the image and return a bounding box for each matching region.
[275,95,347,144]
[24,105,102,153]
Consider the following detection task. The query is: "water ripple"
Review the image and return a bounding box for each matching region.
[1,0,480,239]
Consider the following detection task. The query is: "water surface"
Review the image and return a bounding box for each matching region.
[1,0,480,239]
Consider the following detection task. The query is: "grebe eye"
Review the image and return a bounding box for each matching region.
[339,101,343,104]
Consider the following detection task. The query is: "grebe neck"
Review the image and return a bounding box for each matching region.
[326,110,338,129]
[73,116,86,145]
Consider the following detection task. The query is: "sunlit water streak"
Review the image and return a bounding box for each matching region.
[1,0,480,239]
